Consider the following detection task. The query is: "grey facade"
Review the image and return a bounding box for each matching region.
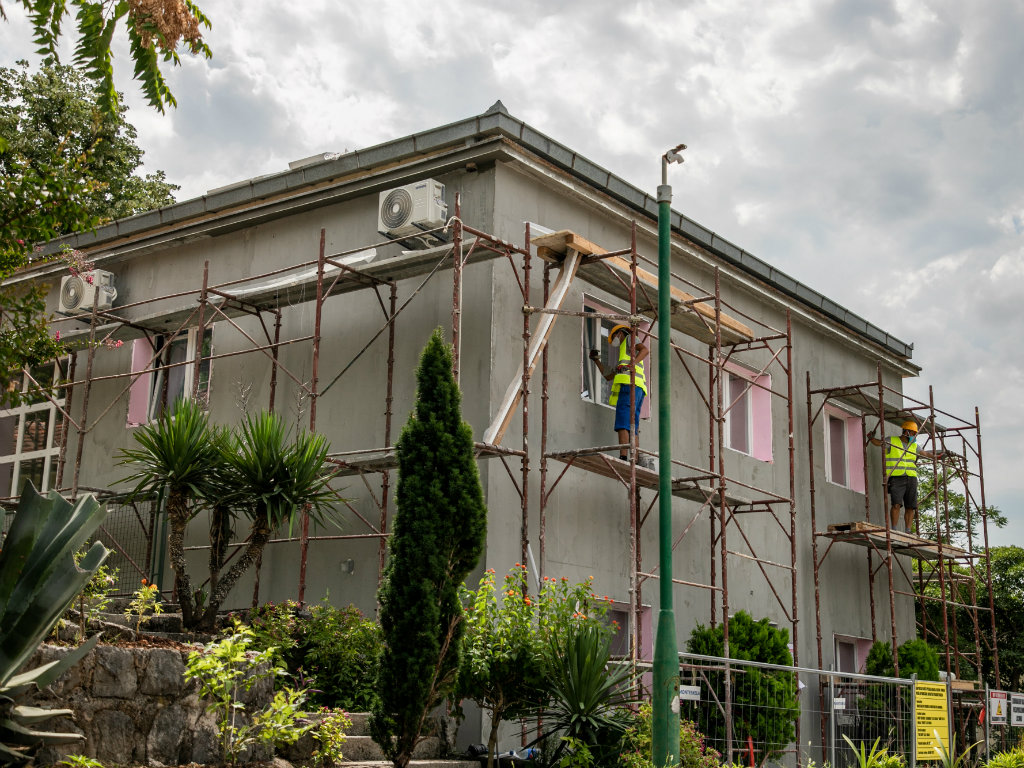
[5,103,943,691]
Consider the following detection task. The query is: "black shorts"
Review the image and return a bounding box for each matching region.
[888,475,917,509]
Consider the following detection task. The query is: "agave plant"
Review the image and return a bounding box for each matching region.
[0,483,110,764]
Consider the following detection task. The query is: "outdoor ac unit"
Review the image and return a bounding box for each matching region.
[377,179,448,239]
[58,269,118,314]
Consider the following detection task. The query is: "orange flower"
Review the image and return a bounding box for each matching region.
[141,578,148,585]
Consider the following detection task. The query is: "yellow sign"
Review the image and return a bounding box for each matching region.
[915,681,950,759]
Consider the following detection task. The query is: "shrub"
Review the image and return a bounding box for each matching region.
[865,639,940,681]
[685,611,799,765]
[185,624,311,765]
[243,598,381,711]
[986,748,1024,768]
[454,565,615,768]
[302,601,381,711]
[619,702,720,768]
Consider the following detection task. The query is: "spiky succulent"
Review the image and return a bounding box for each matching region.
[0,483,109,764]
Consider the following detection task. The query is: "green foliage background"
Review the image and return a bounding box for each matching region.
[685,611,799,766]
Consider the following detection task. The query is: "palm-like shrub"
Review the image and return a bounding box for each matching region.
[118,398,226,628]
[120,403,339,630]
[202,411,337,629]
[534,622,639,766]
[0,483,110,763]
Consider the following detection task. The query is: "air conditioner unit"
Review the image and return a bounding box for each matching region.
[377,179,448,239]
[58,270,118,314]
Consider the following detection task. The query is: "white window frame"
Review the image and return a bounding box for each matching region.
[0,360,68,497]
[127,328,212,426]
[581,296,651,418]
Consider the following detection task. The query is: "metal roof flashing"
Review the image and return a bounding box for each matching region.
[16,102,913,362]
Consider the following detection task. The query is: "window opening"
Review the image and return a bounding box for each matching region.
[0,360,68,497]
[824,405,865,492]
[581,298,650,417]
[128,328,213,426]
[723,363,772,462]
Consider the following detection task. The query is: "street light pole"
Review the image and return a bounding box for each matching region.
[652,143,685,768]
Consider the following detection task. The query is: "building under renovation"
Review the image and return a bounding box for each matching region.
[1,102,999,756]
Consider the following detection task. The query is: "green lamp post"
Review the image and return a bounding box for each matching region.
[652,143,686,768]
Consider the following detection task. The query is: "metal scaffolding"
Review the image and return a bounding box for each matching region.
[806,366,999,681]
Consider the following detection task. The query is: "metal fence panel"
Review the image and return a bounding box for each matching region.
[678,652,916,768]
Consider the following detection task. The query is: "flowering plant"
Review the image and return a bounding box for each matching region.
[454,564,615,768]
[124,578,164,632]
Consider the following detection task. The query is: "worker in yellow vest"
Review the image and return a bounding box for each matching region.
[589,324,651,467]
[869,420,944,533]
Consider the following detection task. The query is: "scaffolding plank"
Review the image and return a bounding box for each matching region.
[328,442,523,476]
[821,521,973,561]
[532,230,754,346]
[546,450,753,507]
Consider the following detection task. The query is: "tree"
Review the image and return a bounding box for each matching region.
[370,329,488,768]
[916,464,1006,547]
[1,61,178,222]
[917,546,1024,690]
[685,611,799,766]
[1,60,179,401]
[119,401,341,630]
[0,0,211,118]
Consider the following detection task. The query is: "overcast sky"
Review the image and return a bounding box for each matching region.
[3,0,1022,545]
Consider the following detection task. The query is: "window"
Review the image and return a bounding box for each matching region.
[723,363,772,462]
[824,405,865,492]
[0,361,68,497]
[581,298,650,418]
[606,602,652,659]
[127,328,212,425]
[834,635,872,674]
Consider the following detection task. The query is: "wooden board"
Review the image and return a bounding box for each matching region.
[328,442,522,477]
[822,521,973,561]
[483,247,582,445]
[532,230,754,346]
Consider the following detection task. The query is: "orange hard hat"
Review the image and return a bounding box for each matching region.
[901,420,919,433]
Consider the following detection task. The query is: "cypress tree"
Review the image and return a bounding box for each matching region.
[370,328,488,768]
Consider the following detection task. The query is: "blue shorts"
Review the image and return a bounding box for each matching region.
[613,386,645,433]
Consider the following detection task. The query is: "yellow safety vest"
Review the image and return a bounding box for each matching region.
[885,436,918,478]
[609,338,646,405]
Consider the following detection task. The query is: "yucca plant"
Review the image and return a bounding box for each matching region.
[0,483,109,764]
[194,410,340,630]
[118,397,227,628]
[533,621,640,766]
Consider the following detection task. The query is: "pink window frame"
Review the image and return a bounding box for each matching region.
[722,361,772,463]
[824,404,865,493]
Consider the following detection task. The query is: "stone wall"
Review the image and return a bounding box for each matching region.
[27,644,273,767]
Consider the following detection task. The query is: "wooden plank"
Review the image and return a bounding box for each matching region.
[328,442,521,477]
[483,247,583,445]
[532,230,608,260]
[579,255,754,345]
[820,521,971,561]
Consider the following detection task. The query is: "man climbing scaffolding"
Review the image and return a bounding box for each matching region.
[590,324,652,468]
[869,420,945,533]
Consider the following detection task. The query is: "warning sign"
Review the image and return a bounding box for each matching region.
[1011,693,1024,727]
[915,681,950,760]
[991,690,1008,725]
